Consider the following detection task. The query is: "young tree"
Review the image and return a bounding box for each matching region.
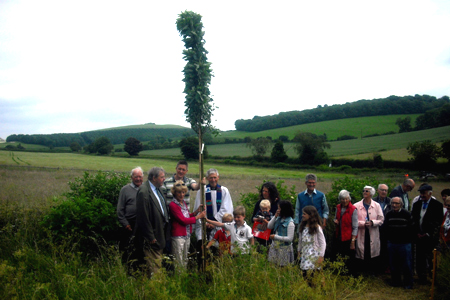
[293,132,330,165]
[123,137,143,156]
[177,11,215,271]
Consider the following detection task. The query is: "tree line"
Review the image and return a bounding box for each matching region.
[6,127,196,148]
[234,94,450,132]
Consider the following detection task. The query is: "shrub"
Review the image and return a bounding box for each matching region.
[65,171,129,206]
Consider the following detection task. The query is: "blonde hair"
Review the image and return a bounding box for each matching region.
[260,199,271,210]
[222,213,233,222]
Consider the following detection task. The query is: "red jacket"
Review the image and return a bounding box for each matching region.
[336,203,356,242]
[169,201,197,237]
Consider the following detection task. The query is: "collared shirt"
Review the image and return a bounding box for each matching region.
[150,181,166,216]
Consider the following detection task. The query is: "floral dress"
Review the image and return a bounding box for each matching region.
[299,227,320,270]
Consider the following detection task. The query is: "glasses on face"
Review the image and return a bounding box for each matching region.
[363,190,370,193]
[379,189,388,192]
[175,183,186,187]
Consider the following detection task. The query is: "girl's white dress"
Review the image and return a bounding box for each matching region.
[298,226,326,270]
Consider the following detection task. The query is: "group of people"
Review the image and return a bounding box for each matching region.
[117,163,450,288]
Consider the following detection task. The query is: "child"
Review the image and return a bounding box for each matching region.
[267,200,295,266]
[206,213,233,255]
[252,199,273,247]
[298,205,326,275]
[206,206,254,254]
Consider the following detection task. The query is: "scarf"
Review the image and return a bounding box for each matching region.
[206,184,222,220]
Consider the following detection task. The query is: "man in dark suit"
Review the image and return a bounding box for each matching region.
[411,184,443,284]
[135,167,169,277]
[390,178,415,211]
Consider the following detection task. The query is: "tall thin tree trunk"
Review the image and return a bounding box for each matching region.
[199,128,206,271]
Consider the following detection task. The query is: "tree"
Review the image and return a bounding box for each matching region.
[395,116,412,133]
[407,140,441,168]
[293,132,330,165]
[271,140,288,162]
[441,139,450,161]
[123,137,143,156]
[177,10,215,271]
[246,137,272,160]
[70,142,82,152]
[179,136,208,160]
[84,137,113,155]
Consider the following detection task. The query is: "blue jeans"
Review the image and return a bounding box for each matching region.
[388,242,413,287]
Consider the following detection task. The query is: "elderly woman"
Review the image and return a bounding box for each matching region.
[354,185,384,274]
[169,180,205,268]
[333,190,358,274]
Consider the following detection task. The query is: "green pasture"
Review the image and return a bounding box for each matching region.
[219,114,420,141]
[142,126,450,159]
[0,151,345,180]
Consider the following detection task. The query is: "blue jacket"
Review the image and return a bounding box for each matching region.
[294,189,329,224]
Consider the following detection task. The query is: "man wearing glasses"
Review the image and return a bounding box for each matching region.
[384,197,413,289]
[411,184,443,284]
[390,178,415,211]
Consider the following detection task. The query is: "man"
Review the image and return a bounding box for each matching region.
[194,168,233,258]
[117,167,143,254]
[411,184,443,284]
[162,160,200,206]
[294,173,329,228]
[389,178,415,211]
[373,183,392,272]
[384,197,414,289]
[135,167,169,276]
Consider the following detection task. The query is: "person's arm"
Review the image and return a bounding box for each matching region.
[316,226,326,265]
[206,239,216,249]
[267,216,277,229]
[206,218,225,228]
[250,237,255,246]
[136,188,156,243]
[321,194,329,227]
[350,209,358,250]
[294,194,301,225]
[371,204,384,227]
[117,186,130,228]
[273,221,294,242]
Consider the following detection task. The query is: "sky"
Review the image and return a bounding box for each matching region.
[1,0,450,140]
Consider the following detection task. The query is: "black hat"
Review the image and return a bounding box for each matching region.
[418,184,432,192]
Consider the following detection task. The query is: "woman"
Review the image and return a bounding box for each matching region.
[440,198,450,252]
[267,200,295,266]
[354,185,384,273]
[333,190,358,274]
[252,182,280,220]
[169,180,205,268]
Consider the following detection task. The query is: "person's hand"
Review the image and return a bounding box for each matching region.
[206,223,215,229]
[196,210,206,220]
[125,225,132,231]
[334,219,339,225]
[150,239,157,244]
[270,234,275,240]
[275,207,281,217]
[365,220,371,227]
[201,177,207,185]
[350,241,355,250]
[263,219,269,224]
[194,204,204,214]
[323,219,327,227]
[317,257,324,266]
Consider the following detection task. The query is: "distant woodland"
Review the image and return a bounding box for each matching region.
[235,94,450,132]
[6,94,450,147]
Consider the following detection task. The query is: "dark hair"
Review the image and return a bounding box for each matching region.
[176,160,188,168]
[278,200,294,218]
[259,182,280,203]
[441,188,450,197]
[299,206,321,235]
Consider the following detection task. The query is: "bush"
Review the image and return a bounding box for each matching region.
[65,171,129,206]
[41,196,118,254]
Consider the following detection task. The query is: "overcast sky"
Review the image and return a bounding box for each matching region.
[1,0,450,139]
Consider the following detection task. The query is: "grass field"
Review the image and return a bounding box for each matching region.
[218,114,420,141]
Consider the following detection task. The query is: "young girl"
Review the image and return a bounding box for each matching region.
[206,213,233,256]
[298,206,326,274]
[267,200,295,266]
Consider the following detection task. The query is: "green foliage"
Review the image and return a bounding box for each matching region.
[407,140,442,168]
[179,136,208,160]
[235,94,449,132]
[84,136,114,155]
[441,139,450,161]
[271,140,288,162]
[246,137,272,160]
[177,11,215,135]
[415,102,450,130]
[65,171,130,206]
[294,132,330,165]
[396,116,412,133]
[41,196,118,253]
[70,141,82,152]
[326,176,394,209]
[123,137,143,156]
[240,180,297,223]
[436,252,450,300]
[336,135,357,141]
[373,153,383,169]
